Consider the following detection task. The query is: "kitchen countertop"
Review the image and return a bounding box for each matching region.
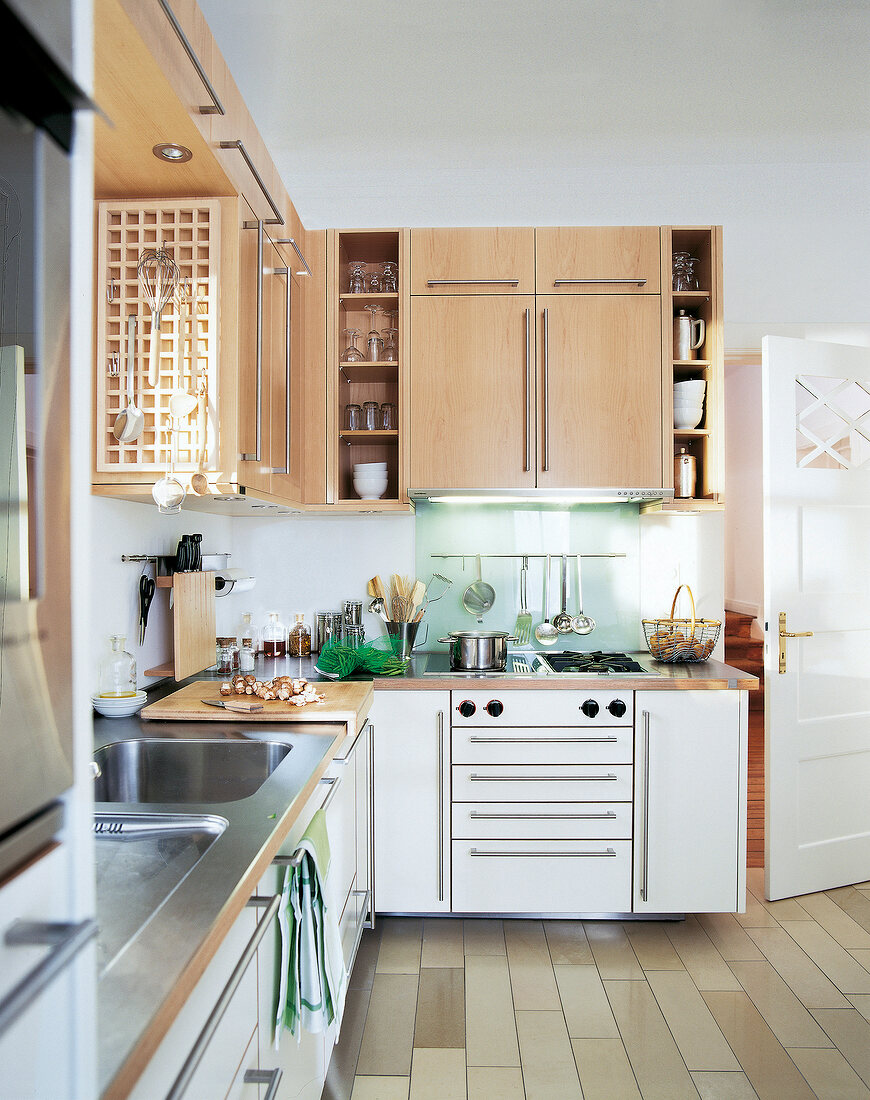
[93,676,373,1100]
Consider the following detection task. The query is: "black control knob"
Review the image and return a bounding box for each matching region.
[580,699,599,718]
[457,700,476,718]
[608,699,627,718]
[485,699,504,718]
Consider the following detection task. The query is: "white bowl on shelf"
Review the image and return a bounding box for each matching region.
[353,461,388,474]
[673,407,704,429]
[353,474,388,500]
[92,690,148,718]
[673,380,706,399]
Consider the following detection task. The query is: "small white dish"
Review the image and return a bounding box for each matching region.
[92,691,148,718]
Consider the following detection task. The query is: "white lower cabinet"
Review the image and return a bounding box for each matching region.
[633,690,747,913]
[373,691,451,913]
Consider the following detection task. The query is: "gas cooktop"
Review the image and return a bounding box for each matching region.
[536,651,650,675]
[422,650,652,677]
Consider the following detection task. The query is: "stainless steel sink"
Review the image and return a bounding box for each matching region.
[93,738,293,804]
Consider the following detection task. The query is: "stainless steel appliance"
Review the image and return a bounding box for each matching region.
[423,649,652,678]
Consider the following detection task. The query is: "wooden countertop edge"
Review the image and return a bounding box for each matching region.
[373,675,759,691]
[101,685,373,1100]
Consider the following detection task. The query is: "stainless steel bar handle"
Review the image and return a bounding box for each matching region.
[542,307,550,471]
[244,1069,283,1100]
[221,141,284,225]
[167,894,280,1100]
[0,918,98,1038]
[276,237,313,277]
[553,278,647,286]
[437,716,446,898]
[426,279,519,287]
[468,735,618,744]
[469,773,618,782]
[640,709,650,903]
[524,307,532,471]
[469,811,617,820]
[240,220,264,462]
[158,0,225,115]
[469,848,616,858]
[270,266,292,475]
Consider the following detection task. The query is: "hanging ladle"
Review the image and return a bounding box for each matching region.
[571,553,596,635]
[553,554,574,634]
[151,418,186,515]
[534,555,559,646]
[112,314,144,443]
[169,290,197,420]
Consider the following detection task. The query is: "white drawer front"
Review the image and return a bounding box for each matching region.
[452,764,633,803]
[452,727,633,765]
[450,689,633,726]
[451,840,632,913]
[452,801,632,840]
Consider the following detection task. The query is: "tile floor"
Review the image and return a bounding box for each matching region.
[322,869,870,1100]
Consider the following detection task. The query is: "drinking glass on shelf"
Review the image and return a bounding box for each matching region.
[366,264,382,293]
[380,402,397,430]
[347,261,367,294]
[381,327,399,362]
[672,251,699,292]
[362,401,380,431]
[381,260,398,293]
[344,403,362,430]
[341,328,364,362]
[364,304,383,362]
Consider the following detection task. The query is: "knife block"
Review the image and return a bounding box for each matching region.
[144,571,216,681]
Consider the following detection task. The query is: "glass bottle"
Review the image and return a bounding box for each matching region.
[236,611,259,654]
[99,634,137,697]
[239,639,255,673]
[262,611,287,658]
[288,613,311,657]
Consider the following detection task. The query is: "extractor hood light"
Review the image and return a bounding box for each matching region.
[410,488,673,505]
[152,142,193,163]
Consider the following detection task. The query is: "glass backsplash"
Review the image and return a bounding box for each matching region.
[413,501,643,652]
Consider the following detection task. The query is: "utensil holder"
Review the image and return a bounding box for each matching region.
[384,621,427,658]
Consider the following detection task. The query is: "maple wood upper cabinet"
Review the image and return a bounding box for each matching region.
[410,228,536,294]
[536,227,661,294]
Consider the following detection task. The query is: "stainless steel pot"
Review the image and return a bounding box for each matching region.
[438,630,514,671]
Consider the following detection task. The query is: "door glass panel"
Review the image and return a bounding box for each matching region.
[796,375,870,469]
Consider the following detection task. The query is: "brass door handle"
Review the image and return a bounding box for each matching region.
[778,611,813,674]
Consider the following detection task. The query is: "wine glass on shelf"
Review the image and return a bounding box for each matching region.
[341,328,364,362]
[347,261,367,294]
[366,263,382,293]
[381,327,398,362]
[381,260,398,293]
[364,305,384,362]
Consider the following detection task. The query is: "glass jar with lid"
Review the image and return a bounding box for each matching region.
[236,611,259,654]
[262,612,287,658]
[288,613,311,657]
[99,635,137,698]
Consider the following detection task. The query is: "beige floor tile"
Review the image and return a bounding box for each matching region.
[420,918,464,968]
[463,918,505,956]
[647,969,741,1070]
[376,918,423,975]
[356,973,419,1077]
[604,979,700,1099]
[811,1008,870,1087]
[851,949,870,972]
[780,919,870,994]
[697,913,765,962]
[746,868,814,920]
[466,1067,525,1100]
[787,1046,870,1099]
[544,919,593,964]
[729,960,834,1047]
[746,926,850,1008]
[623,921,685,970]
[797,892,870,950]
[554,964,619,1038]
[734,890,780,929]
[691,1070,760,1099]
[504,919,561,1010]
[584,921,644,979]
[413,967,465,1049]
[409,1048,466,1100]
[666,916,742,991]
[827,887,870,934]
[464,954,520,1068]
[702,991,816,1100]
[861,890,870,902]
[571,1037,642,1100]
[848,994,870,1022]
[515,1009,582,1099]
[351,1077,410,1100]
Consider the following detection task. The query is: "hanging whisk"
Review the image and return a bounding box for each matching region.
[138,246,180,388]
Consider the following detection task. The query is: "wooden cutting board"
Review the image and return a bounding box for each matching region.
[141,679,373,731]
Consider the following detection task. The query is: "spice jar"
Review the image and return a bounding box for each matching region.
[216,638,239,676]
[99,635,137,697]
[288,613,311,657]
[262,612,287,658]
[236,611,259,653]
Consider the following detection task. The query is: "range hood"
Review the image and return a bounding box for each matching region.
[408,487,674,505]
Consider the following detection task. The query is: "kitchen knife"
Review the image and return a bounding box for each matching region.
[201,698,264,713]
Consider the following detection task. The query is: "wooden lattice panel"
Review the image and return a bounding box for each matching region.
[95,199,221,473]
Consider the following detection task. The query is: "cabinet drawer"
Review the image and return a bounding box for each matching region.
[450,689,634,726]
[451,840,632,913]
[536,226,661,293]
[324,766,356,922]
[452,801,632,840]
[410,227,536,294]
[452,764,632,803]
[452,726,632,765]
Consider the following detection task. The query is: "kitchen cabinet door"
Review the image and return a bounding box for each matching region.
[537,295,664,488]
[373,692,451,913]
[410,296,536,489]
[238,204,271,494]
[410,227,535,294]
[633,691,748,914]
[536,226,661,294]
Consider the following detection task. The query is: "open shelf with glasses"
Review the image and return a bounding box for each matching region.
[328,229,410,508]
[662,226,723,510]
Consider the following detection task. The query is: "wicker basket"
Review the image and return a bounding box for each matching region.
[642,584,721,663]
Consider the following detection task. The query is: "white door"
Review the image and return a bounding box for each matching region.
[763,336,870,899]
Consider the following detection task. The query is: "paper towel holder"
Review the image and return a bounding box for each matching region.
[214,569,257,597]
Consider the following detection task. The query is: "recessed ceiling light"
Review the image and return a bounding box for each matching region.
[152,143,193,163]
